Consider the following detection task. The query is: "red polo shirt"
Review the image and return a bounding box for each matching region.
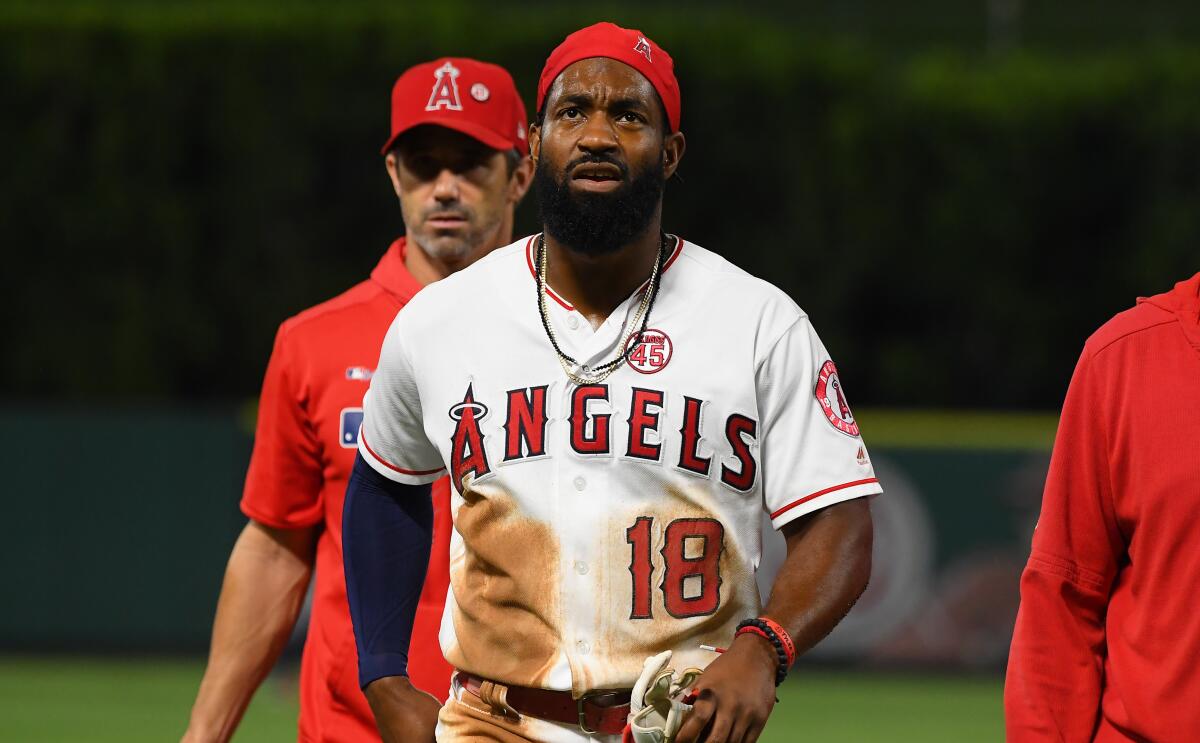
[240,238,453,743]
[1006,273,1200,741]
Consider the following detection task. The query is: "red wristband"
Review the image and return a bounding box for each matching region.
[735,618,790,686]
[735,625,772,644]
[758,617,797,666]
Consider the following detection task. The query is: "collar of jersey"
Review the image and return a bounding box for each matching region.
[524,233,684,311]
[370,237,424,304]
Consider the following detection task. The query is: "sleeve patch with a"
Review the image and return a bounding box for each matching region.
[814,360,860,437]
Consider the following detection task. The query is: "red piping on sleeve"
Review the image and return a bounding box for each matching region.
[770,478,879,520]
[360,430,444,477]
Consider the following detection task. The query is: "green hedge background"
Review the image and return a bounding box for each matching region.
[3,1,1199,407]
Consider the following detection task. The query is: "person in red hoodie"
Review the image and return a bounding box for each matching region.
[1005,272,1200,742]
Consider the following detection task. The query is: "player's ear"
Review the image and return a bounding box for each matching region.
[528,122,541,167]
[384,152,403,198]
[508,154,534,205]
[662,131,685,181]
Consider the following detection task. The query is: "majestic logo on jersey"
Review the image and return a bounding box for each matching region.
[815,360,860,437]
[426,61,464,112]
[340,408,363,448]
[470,82,490,102]
[625,329,672,374]
[344,366,373,381]
[634,36,653,62]
[449,384,491,491]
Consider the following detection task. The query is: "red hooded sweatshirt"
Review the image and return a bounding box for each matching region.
[1006,273,1200,742]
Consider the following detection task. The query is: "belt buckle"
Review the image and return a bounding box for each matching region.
[576,690,628,735]
[576,695,597,735]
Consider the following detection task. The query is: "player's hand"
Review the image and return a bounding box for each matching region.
[674,634,777,743]
[363,675,440,743]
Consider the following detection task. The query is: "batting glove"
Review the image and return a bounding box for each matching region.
[622,651,704,743]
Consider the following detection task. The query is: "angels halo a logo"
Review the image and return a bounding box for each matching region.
[634,35,653,62]
[449,396,489,422]
[425,61,463,112]
[814,360,860,437]
[625,329,672,374]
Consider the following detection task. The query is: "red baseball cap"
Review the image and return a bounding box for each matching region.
[382,57,529,155]
[537,22,680,132]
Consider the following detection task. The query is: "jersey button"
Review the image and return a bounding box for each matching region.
[574,561,589,575]
[573,476,586,491]
[567,314,580,330]
[576,640,591,655]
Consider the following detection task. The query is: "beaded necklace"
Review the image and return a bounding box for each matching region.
[535,232,667,385]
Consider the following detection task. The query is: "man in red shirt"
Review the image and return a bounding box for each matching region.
[181,58,532,743]
[1006,272,1200,741]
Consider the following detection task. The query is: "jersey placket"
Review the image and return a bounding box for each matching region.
[542,290,644,692]
[543,288,645,370]
[555,394,610,692]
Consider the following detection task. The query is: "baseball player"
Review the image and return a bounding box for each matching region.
[1005,272,1200,741]
[343,23,880,743]
[181,59,532,743]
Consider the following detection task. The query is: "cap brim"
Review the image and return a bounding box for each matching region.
[380,117,517,155]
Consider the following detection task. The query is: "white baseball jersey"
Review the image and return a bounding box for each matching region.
[359,235,882,696]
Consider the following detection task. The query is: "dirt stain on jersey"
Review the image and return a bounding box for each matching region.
[574,482,761,692]
[447,481,562,688]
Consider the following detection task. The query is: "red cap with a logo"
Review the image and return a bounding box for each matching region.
[382,58,529,155]
[537,22,680,132]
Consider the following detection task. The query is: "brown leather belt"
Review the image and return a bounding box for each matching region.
[456,671,632,735]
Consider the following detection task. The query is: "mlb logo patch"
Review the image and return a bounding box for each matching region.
[340,408,364,448]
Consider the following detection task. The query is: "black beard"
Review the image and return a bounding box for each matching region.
[534,154,665,256]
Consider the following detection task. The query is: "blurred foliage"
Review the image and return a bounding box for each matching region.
[2,1,1198,406]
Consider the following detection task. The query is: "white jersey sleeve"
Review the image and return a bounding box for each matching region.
[357,310,445,485]
[757,315,881,529]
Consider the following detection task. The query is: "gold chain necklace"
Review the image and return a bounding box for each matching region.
[536,233,667,385]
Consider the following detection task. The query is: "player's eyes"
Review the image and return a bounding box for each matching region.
[405,157,437,178]
[617,112,644,124]
[452,153,488,174]
[461,161,494,179]
[560,107,582,120]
